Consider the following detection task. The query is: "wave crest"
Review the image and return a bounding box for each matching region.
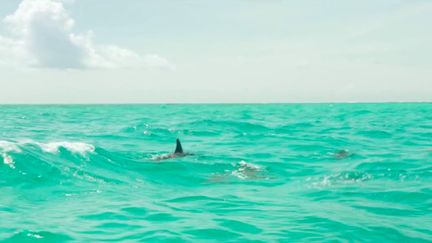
[37,142,95,155]
[0,140,22,153]
[0,140,95,155]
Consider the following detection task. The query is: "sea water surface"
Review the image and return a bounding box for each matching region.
[0,104,431,242]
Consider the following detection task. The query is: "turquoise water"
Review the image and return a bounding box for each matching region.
[0,104,431,242]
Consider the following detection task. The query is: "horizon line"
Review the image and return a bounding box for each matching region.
[0,101,431,106]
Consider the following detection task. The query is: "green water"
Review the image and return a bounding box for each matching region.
[0,104,431,242]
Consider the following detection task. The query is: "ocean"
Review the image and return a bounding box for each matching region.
[0,104,431,242]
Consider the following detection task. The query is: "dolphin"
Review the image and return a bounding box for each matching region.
[152,139,193,161]
[334,149,351,159]
[174,138,184,154]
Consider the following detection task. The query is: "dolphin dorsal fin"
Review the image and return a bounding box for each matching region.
[174,138,183,154]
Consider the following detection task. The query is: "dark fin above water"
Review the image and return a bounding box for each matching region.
[174,138,183,154]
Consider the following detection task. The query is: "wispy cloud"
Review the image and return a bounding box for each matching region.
[0,0,171,69]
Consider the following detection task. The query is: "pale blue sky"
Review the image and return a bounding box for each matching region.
[0,0,431,103]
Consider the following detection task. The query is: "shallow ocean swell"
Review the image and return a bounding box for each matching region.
[0,104,431,242]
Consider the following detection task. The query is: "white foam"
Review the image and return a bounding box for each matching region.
[2,153,15,169]
[26,233,43,239]
[39,142,95,155]
[238,160,260,170]
[0,140,94,168]
[0,141,20,169]
[0,140,21,153]
[231,170,248,180]
[231,160,262,180]
[311,175,331,187]
[16,139,95,155]
[310,172,373,188]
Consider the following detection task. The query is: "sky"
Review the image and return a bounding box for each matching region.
[0,0,431,103]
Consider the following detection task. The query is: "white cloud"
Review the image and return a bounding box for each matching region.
[0,35,31,66]
[0,0,170,69]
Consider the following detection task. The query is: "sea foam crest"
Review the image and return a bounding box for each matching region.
[6,139,95,155]
[0,140,22,153]
[38,142,95,155]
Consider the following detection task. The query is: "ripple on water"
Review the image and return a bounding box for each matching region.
[3,231,73,242]
[79,211,130,221]
[215,218,263,234]
[145,212,182,222]
[184,228,241,241]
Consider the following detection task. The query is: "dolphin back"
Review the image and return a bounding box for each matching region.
[174,139,183,154]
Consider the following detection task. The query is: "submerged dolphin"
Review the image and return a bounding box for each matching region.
[152,139,192,161]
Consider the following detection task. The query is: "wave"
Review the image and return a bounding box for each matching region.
[0,140,22,153]
[0,140,95,156]
[0,140,102,187]
[1,139,273,189]
[37,141,95,154]
[2,140,95,169]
